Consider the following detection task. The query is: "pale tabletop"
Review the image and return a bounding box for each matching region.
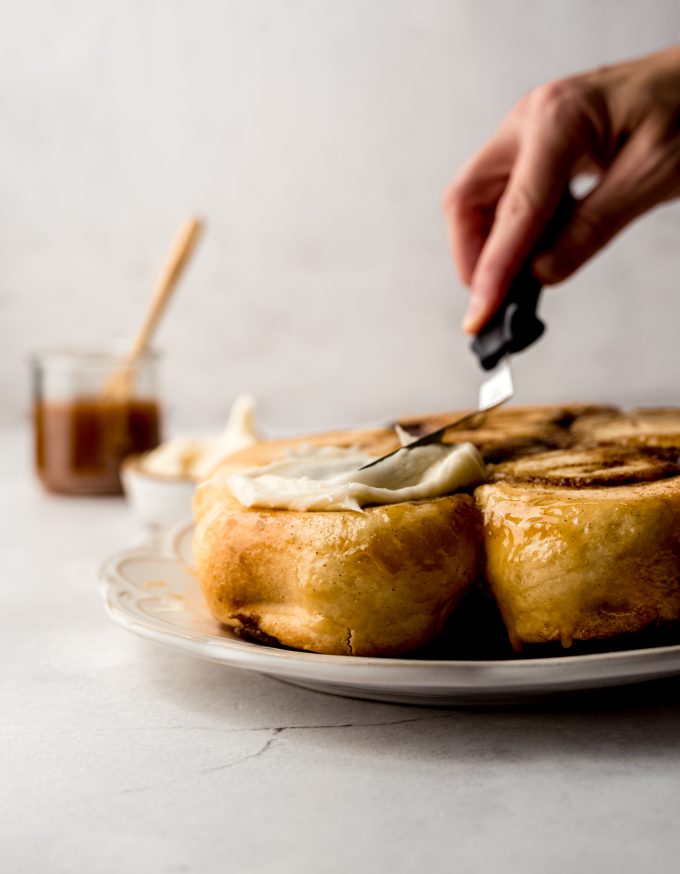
[2,426,680,874]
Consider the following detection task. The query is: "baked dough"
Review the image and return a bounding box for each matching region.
[193,489,482,656]
[476,446,680,649]
[397,403,616,461]
[570,407,680,451]
[193,404,680,656]
[206,426,399,478]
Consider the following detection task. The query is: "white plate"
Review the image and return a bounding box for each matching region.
[99,522,680,706]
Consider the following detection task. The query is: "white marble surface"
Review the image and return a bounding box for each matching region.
[3,424,680,873]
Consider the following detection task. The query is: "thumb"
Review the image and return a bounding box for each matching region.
[532,135,673,284]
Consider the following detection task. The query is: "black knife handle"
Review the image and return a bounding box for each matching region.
[471,267,545,371]
[469,193,580,371]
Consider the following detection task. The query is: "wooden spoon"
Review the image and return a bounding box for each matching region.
[103,216,203,399]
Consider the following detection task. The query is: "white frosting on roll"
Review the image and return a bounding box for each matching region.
[227,443,486,512]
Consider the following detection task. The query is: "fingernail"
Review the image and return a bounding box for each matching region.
[462,298,483,334]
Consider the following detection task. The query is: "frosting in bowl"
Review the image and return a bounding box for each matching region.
[141,394,259,480]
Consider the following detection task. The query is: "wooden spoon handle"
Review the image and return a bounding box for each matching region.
[128,216,203,363]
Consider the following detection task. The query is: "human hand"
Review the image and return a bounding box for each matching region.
[443,44,680,334]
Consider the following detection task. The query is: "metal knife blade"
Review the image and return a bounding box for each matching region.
[358,266,546,471]
[358,359,514,471]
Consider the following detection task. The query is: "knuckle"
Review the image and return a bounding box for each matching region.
[570,206,607,248]
[497,182,544,221]
[663,143,680,193]
[531,79,573,109]
[507,92,531,124]
[536,206,609,285]
[641,115,680,191]
[514,92,531,115]
[530,78,586,125]
[440,176,472,216]
[473,254,505,290]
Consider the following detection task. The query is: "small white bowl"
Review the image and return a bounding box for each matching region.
[122,457,197,529]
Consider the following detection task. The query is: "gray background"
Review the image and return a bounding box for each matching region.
[3,0,680,432]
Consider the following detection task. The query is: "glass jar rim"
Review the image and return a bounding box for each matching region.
[29,344,161,370]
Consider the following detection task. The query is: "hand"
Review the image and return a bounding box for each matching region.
[443,44,680,334]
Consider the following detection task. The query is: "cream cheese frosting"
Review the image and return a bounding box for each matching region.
[141,394,259,480]
[227,442,486,512]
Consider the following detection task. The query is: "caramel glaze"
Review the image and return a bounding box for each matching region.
[35,397,161,495]
[193,490,482,657]
[198,404,680,656]
[476,463,680,651]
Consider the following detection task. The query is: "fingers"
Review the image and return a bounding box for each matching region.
[533,128,680,284]
[446,56,680,336]
[442,123,519,286]
[463,98,590,333]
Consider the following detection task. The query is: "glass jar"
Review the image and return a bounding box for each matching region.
[31,348,163,495]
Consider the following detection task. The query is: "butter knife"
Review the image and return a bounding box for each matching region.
[359,269,545,470]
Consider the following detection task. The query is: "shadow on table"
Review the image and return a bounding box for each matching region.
[137,640,680,764]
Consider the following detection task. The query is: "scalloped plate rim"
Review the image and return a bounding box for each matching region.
[98,520,680,702]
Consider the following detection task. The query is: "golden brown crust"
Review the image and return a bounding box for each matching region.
[488,445,680,487]
[476,447,680,649]
[193,492,482,656]
[194,403,680,656]
[570,407,680,451]
[396,403,618,461]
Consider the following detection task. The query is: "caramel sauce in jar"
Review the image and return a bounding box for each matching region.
[31,348,162,495]
[34,397,161,495]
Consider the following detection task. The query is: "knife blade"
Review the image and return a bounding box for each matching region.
[358,269,545,471]
[358,359,514,470]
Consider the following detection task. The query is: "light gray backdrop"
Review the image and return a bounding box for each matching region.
[3,0,680,432]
